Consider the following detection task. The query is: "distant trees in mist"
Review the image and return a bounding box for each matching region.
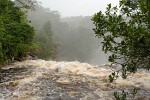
[26,2,106,64]
[0,0,107,66]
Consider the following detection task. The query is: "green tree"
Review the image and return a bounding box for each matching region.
[34,21,57,60]
[0,17,5,65]
[24,4,60,60]
[92,0,150,80]
[15,0,37,10]
[0,0,35,65]
[43,21,53,37]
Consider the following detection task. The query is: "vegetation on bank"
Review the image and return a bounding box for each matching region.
[0,0,98,66]
[92,0,150,99]
[0,0,59,66]
[92,0,150,81]
[15,0,58,60]
[0,0,35,66]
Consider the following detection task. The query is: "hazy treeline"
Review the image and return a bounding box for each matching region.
[26,3,109,64]
[0,0,109,66]
[58,16,105,64]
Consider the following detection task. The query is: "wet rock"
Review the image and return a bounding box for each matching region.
[26,54,38,60]
[8,81,18,87]
[57,78,72,85]
[0,93,4,100]
[44,93,76,100]
[134,96,147,100]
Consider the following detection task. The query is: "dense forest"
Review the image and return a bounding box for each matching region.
[0,0,35,66]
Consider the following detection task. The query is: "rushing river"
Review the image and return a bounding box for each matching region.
[0,60,150,100]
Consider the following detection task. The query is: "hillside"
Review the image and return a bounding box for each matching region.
[0,60,150,100]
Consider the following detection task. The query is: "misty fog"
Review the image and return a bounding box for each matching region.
[25,2,112,65]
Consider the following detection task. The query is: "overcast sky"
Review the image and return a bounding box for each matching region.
[38,0,119,17]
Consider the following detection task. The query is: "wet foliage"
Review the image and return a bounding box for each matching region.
[92,0,150,80]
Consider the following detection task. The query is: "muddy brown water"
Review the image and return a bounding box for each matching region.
[0,60,150,100]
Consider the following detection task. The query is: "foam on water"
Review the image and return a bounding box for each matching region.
[1,60,150,99]
[15,60,150,88]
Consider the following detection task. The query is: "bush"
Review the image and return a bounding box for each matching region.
[92,0,150,79]
[0,0,35,65]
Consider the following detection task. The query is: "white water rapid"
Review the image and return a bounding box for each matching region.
[0,60,150,100]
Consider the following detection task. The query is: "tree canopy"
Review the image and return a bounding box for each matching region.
[0,0,35,65]
[92,0,150,80]
[25,4,59,60]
